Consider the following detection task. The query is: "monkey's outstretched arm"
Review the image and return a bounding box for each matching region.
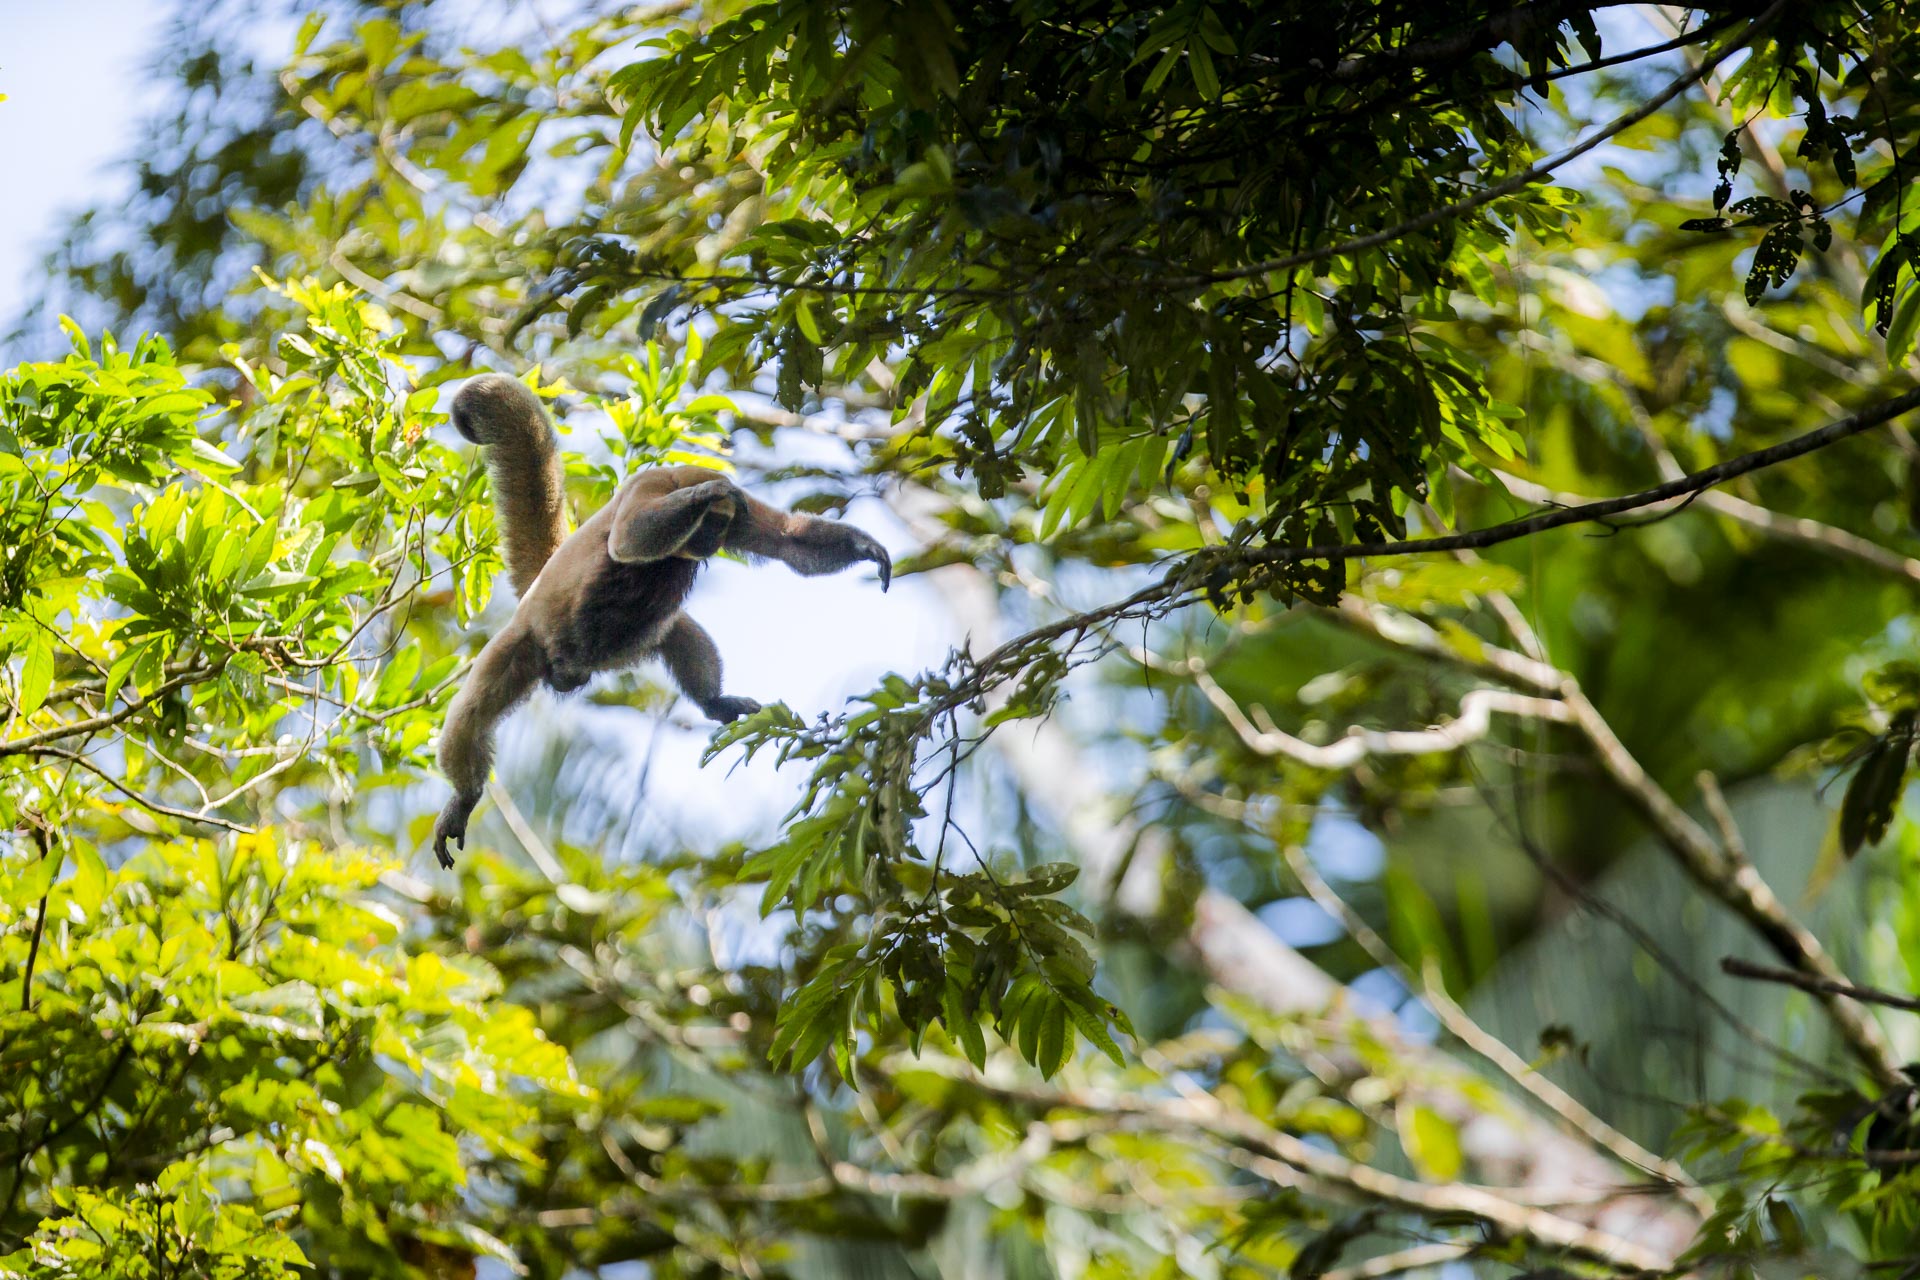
[607,473,738,563]
[658,612,762,723]
[433,625,542,867]
[725,494,892,589]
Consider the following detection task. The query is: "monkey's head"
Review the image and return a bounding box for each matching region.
[676,493,739,559]
[450,374,552,446]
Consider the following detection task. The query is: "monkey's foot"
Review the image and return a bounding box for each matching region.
[432,796,474,868]
[704,695,763,724]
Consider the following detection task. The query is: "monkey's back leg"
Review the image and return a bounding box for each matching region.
[657,612,761,723]
[434,622,543,865]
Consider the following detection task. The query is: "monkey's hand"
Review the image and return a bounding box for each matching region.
[700,694,763,723]
[432,794,477,869]
[847,529,892,591]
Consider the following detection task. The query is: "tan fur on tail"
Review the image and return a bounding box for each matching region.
[450,374,567,596]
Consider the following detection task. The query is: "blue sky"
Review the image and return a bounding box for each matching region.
[0,2,168,327]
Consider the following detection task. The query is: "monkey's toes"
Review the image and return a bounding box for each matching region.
[708,695,763,723]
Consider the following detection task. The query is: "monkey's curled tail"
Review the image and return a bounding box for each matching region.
[449,374,568,596]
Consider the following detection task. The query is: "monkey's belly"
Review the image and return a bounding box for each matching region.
[545,555,700,690]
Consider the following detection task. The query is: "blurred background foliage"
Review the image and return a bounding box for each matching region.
[9,1,1920,1277]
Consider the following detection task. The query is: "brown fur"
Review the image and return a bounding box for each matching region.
[433,374,890,866]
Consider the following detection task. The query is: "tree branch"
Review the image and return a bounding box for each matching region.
[1721,956,1920,1014]
[1180,654,1575,768]
[937,384,1920,725]
[1332,596,1902,1084]
[1236,384,1920,569]
[1486,466,1920,583]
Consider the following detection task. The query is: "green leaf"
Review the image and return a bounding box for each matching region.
[1840,724,1911,857]
[17,633,53,717]
[1398,1103,1463,1181]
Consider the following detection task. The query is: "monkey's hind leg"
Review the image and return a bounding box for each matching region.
[434,626,542,867]
[658,613,761,723]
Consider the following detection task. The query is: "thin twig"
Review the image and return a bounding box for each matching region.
[1721,957,1920,1014]
[19,825,53,1012]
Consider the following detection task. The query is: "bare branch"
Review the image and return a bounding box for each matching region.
[1488,467,1920,583]
[1721,957,1920,1014]
[1174,651,1574,767]
[1322,1242,1475,1280]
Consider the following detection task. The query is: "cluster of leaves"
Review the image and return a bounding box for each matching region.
[602,0,1566,536]
[1675,6,1920,352]
[708,677,1130,1078]
[0,836,585,1275]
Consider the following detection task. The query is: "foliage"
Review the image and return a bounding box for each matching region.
[14,0,1920,1277]
[0,836,583,1277]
